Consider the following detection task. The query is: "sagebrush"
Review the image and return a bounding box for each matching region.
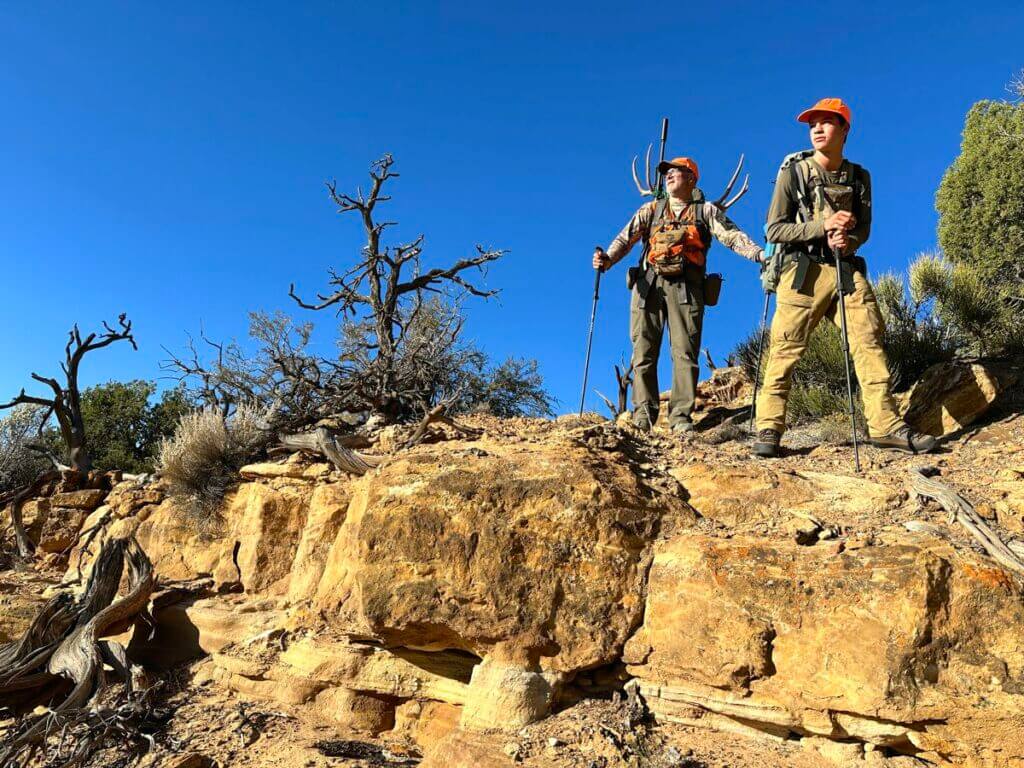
[158,403,271,517]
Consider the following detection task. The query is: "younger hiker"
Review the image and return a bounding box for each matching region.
[594,157,763,433]
[752,98,936,458]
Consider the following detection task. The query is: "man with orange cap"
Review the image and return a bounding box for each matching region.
[593,157,763,433]
[751,98,936,457]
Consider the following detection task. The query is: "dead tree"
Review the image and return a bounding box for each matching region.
[0,315,136,473]
[0,535,155,766]
[595,359,634,418]
[288,154,506,421]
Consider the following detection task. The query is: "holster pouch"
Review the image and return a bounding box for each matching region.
[632,265,653,301]
[703,273,723,306]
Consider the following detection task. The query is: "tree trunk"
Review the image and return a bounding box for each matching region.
[0,536,154,763]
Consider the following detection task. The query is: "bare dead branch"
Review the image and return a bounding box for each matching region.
[907,466,1024,577]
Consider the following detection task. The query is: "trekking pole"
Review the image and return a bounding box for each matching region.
[578,251,604,416]
[832,247,862,472]
[748,291,772,434]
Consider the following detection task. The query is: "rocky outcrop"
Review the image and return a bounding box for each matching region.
[54,411,1024,766]
[624,533,1024,765]
[902,360,1018,437]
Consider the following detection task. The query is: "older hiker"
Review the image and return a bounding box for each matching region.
[752,98,936,458]
[594,157,763,433]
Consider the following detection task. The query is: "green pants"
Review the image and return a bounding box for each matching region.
[630,270,704,428]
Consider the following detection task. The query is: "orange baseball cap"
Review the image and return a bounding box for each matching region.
[657,157,699,181]
[797,97,852,126]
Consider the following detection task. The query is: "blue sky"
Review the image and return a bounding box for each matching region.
[2,2,1021,415]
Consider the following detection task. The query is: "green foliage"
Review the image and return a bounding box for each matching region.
[873,271,957,390]
[157,403,271,517]
[80,381,193,474]
[460,357,555,418]
[935,98,1024,286]
[908,253,1024,356]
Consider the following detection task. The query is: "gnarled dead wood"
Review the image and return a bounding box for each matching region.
[907,466,1024,577]
[0,535,154,765]
[279,426,385,475]
[401,402,482,450]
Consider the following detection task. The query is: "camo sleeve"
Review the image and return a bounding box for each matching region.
[605,202,655,266]
[705,204,764,263]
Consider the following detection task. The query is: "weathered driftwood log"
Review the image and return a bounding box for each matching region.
[0,535,154,765]
[907,466,1024,577]
[279,406,482,475]
[278,426,385,475]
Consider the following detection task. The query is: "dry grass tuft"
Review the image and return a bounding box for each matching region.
[158,403,271,518]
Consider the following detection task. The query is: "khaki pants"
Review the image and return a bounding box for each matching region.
[755,260,904,438]
[630,271,704,428]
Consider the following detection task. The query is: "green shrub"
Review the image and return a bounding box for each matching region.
[908,253,1023,356]
[80,381,192,474]
[873,271,957,390]
[157,403,271,517]
[935,98,1024,287]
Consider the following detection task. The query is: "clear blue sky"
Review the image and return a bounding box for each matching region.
[2,2,1021,415]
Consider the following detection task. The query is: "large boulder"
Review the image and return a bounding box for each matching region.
[902,361,1018,437]
[313,431,694,673]
[625,532,1024,765]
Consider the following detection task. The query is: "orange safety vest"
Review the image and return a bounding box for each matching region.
[644,199,711,277]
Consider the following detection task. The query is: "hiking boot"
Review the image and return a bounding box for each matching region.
[672,421,694,435]
[752,428,781,458]
[870,426,937,454]
[631,418,653,432]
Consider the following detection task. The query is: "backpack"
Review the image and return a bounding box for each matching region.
[760,152,865,293]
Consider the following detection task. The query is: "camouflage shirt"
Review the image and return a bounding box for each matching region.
[605,198,764,266]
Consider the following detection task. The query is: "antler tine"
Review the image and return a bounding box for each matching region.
[631,155,650,195]
[644,143,653,192]
[714,153,745,206]
[721,174,750,210]
[631,143,655,196]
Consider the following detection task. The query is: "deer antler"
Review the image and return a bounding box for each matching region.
[713,154,750,210]
[631,144,654,196]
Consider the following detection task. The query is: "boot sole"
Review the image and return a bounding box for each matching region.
[752,444,779,458]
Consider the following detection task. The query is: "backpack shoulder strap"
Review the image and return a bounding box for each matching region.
[790,159,813,222]
[845,161,867,215]
[645,197,668,235]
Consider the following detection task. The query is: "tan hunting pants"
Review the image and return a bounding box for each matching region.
[755,260,904,438]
